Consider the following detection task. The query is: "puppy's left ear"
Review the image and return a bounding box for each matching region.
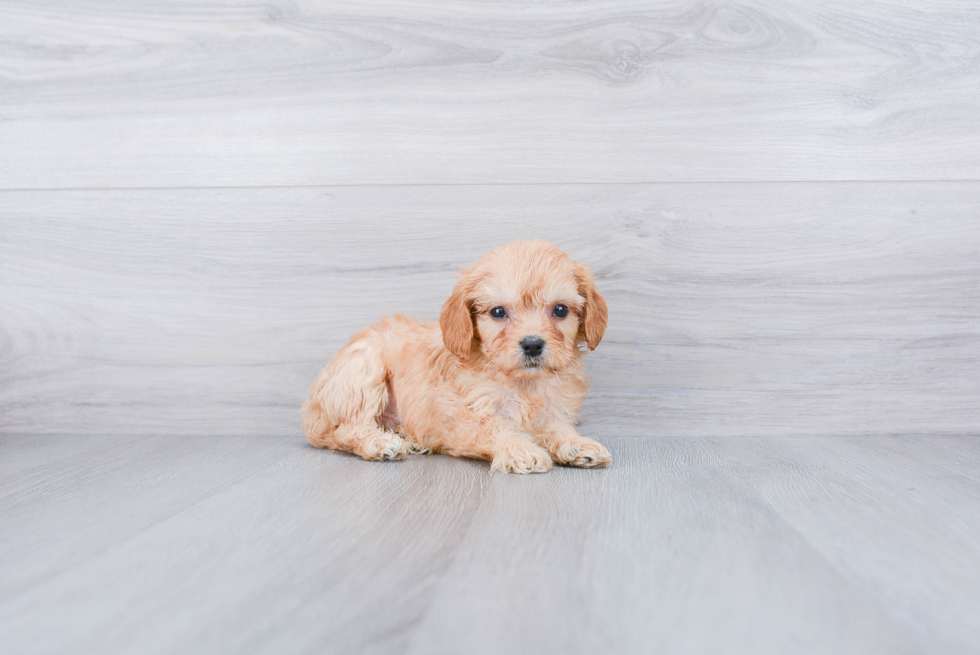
[440,270,477,359]
[576,264,608,350]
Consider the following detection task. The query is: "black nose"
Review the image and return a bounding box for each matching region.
[520,336,545,358]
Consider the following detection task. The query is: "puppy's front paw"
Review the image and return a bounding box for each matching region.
[551,437,611,468]
[491,442,553,474]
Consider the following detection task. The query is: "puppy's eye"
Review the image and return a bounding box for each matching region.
[553,304,569,319]
[489,306,507,319]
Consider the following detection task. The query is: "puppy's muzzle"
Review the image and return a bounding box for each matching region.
[520,336,546,359]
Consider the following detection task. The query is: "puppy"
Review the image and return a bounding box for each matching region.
[302,240,611,474]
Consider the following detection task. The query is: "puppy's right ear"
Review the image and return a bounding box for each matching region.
[440,272,476,359]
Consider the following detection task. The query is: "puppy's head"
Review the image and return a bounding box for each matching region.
[440,240,607,376]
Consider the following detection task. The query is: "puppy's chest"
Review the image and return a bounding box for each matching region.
[492,380,554,428]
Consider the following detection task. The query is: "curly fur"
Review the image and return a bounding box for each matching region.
[302,240,611,474]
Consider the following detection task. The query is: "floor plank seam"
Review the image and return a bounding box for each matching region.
[398,466,495,654]
[0,445,305,606]
[712,438,932,650]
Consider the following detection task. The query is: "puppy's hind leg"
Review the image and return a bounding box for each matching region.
[333,422,410,461]
[392,425,430,455]
[302,337,409,461]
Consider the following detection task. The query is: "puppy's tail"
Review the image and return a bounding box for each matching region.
[302,338,389,450]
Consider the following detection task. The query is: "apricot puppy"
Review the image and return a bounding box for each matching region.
[302,240,611,474]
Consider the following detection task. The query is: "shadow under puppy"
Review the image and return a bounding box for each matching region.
[302,240,610,474]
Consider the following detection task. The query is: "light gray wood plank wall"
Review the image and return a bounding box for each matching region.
[1,0,979,188]
[2,183,978,437]
[1,1,978,438]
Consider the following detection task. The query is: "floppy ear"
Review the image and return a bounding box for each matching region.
[577,265,608,350]
[439,272,477,359]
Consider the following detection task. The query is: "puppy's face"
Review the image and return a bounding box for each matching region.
[440,241,608,377]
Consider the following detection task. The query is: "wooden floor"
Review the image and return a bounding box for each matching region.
[1,434,978,654]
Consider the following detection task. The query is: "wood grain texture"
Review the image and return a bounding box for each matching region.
[405,438,914,655]
[2,435,978,654]
[2,183,978,438]
[2,0,980,188]
[709,435,980,654]
[0,434,298,599]
[3,2,978,653]
[0,437,490,655]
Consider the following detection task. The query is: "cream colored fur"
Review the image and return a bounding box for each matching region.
[302,240,610,474]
